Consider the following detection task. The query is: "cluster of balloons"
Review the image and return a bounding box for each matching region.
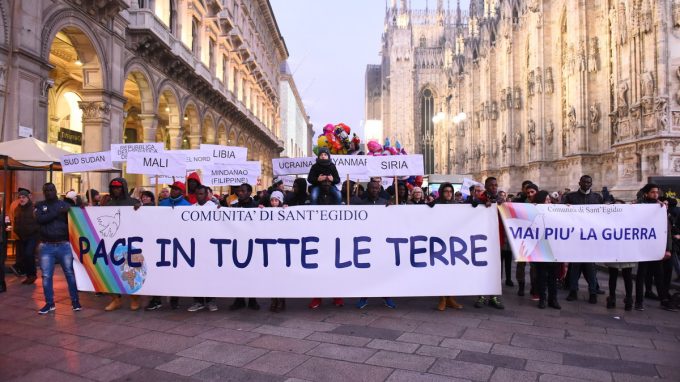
[314,123,362,155]
[366,138,408,156]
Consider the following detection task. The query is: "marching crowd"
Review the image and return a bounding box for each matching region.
[1,147,679,316]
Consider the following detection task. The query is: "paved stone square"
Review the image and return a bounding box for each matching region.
[1,272,679,382]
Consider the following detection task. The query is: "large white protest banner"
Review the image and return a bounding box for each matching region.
[168,149,212,171]
[68,205,501,297]
[204,161,261,186]
[498,203,667,263]
[111,143,164,162]
[200,144,247,163]
[61,151,113,173]
[367,155,424,177]
[273,155,370,178]
[126,152,186,177]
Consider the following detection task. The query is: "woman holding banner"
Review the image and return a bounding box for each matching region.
[433,183,464,311]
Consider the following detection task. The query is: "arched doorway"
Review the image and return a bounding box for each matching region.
[122,69,154,190]
[183,102,200,149]
[47,27,104,193]
[157,86,181,149]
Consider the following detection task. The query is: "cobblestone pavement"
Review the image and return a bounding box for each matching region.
[1,271,679,382]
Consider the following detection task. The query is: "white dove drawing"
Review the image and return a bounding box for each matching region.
[97,210,121,237]
[517,213,546,261]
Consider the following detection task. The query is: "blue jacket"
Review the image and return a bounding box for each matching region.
[34,199,70,242]
[159,195,191,207]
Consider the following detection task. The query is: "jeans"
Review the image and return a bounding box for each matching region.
[568,263,597,295]
[310,185,342,205]
[536,262,559,302]
[17,237,38,277]
[501,250,512,281]
[40,242,79,304]
[608,267,632,299]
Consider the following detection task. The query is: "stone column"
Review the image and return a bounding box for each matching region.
[188,134,201,149]
[139,113,159,186]
[79,100,111,191]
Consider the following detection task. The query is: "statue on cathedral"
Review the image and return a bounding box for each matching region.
[568,105,577,131]
[589,104,600,134]
[617,81,629,116]
[506,87,513,109]
[514,131,522,151]
[618,2,628,45]
[609,111,619,142]
[675,66,680,106]
[546,120,555,145]
[528,119,536,145]
[640,0,653,33]
[500,89,507,111]
[492,139,499,156]
[501,133,507,154]
[535,67,543,94]
[514,87,522,109]
[578,41,587,72]
[641,71,655,98]
[545,67,554,94]
[674,0,680,28]
[527,70,535,96]
[490,101,498,120]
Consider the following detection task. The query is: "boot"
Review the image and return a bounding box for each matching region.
[270,298,279,312]
[437,296,447,311]
[277,299,286,312]
[606,295,616,309]
[105,296,122,311]
[446,296,463,309]
[517,282,525,297]
[624,296,633,311]
[129,295,140,311]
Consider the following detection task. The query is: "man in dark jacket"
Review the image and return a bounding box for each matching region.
[308,148,341,205]
[229,183,260,310]
[361,180,388,205]
[564,175,603,304]
[34,182,80,314]
[635,183,675,311]
[101,177,141,311]
[13,189,39,285]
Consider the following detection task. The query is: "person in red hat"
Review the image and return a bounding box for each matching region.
[159,181,191,207]
[185,172,202,204]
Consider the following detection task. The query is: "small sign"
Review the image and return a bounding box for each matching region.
[126,152,187,177]
[18,125,33,138]
[60,151,113,173]
[58,128,82,145]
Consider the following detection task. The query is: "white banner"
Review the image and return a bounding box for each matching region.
[273,156,370,178]
[200,144,247,163]
[204,162,261,187]
[60,151,113,173]
[126,152,187,177]
[68,205,501,297]
[367,155,424,177]
[168,150,213,171]
[498,203,667,262]
[111,143,164,162]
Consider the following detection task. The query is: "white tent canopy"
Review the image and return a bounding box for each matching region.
[0,137,71,167]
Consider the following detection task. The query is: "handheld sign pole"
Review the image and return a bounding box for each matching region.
[346,174,350,205]
[394,176,398,205]
[154,175,159,206]
[87,173,92,206]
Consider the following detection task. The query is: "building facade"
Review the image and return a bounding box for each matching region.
[279,61,312,158]
[0,0,289,193]
[366,0,680,197]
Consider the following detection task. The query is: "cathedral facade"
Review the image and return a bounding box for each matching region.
[366,0,680,197]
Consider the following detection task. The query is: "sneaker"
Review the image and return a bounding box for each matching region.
[634,302,645,311]
[588,294,597,304]
[207,302,218,312]
[505,279,514,287]
[661,300,678,312]
[247,299,260,311]
[72,301,82,311]
[606,296,616,309]
[22,275,37,285]
[538,300,546,309]
[383,298,396,309]
[308,298,322,309]
[548,299,562,310]
[187,303,205,312]
[333,298,344,307]
[645,291,659,300]
[170,299,179,310]
[145,300,162,311]
[38,303,55,315]
[489,297,505,310]
[566,291,578,301]
[474,296,487,308]
[356,298,368,309]
[530,294,540,301]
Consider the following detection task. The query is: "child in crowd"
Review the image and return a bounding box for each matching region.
[307,148,341,205]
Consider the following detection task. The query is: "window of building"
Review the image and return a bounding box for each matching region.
[233,68,238,95]
[191,17,200,56]
[421,88,435,174]
[222,55,228,84]
[419,35,426,48]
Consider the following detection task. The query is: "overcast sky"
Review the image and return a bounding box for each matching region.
[270,0,470,140]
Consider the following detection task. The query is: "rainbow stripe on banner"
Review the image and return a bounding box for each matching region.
[498,203,556,262]
[68,208,128,293]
